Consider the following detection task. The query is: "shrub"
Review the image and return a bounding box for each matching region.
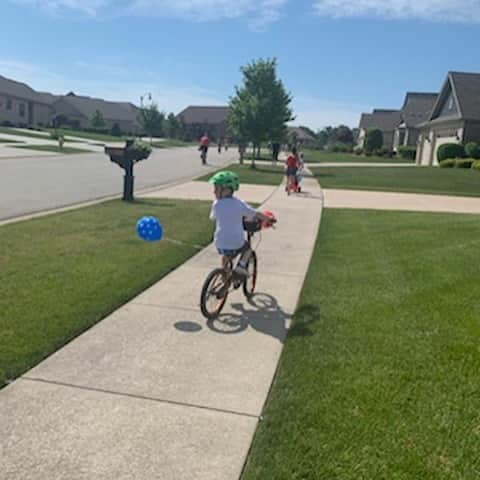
[111,123,122,137]
[455,158,475,168]
[398,145,417,160]
[365,129,383,153]
[439,159,455,168]
[329,143,353,153]
[471,160,480,170]
[354,147,363,155]
[437,143,465,162]
[465,142,480,159]
[50,131,59,140]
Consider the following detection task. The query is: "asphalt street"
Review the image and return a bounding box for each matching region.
[0,147,235,220]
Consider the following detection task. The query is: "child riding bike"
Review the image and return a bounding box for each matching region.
[209,170,276,275]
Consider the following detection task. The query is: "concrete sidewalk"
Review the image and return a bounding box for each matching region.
[1,176,323,479]
[141,180,276,204]
[323,188,480,214]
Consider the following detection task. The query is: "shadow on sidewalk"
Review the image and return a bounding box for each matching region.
[206,292,290,342]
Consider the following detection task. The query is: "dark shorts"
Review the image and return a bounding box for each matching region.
[217,247,242,257]
[200,145,208,153]
[286,167,297,176]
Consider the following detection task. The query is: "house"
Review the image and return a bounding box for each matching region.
[52,93,141,134]
[287,126,317,148]
[393,92,437,152]
[0,75,56,127]
[416,72,480,166]
[177,106,229,142]
[357,109,402,151]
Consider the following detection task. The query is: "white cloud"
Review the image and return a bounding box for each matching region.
[10,0,288,29]
[313,0,480,22]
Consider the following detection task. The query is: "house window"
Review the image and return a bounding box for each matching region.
[7,99,12,110]
[19,103,26,117]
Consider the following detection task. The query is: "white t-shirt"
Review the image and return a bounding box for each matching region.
[210,197,257,250]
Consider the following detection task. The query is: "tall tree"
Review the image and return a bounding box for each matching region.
[137,103,165,144]
[91,110,106,130]
[164,112,181,139]
[228,58,294,167]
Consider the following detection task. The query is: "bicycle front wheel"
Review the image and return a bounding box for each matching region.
[243,251,257,299]
[200,268,229,320]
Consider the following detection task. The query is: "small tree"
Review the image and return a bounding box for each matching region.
[137,103,165,144]
[365,128,383,153]
[91,110,106,130]
[110,122,122,137]
[164,113,181,139]
[228,58,294,168]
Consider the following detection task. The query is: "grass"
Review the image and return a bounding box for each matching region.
[43,128,128,143]
[12,144,93,154]
[0,137,23,143]
[151,139,195,148]
[0,198,214,388]
[0,126,53,140]
[303,149,415,163]
[242,208,480,480]
[312,166,480,197]
[197,164,284,186]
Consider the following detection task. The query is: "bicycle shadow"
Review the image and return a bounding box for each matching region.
[206,292,290,342]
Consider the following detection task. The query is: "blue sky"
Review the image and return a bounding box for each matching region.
[1,0,480,129]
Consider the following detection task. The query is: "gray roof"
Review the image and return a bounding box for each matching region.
[56,94,140,122]
[288,126,316,141]
[400,92,437,127]
[359,110,402,131]
[0,74,53,105]
[427,71,480,123]
[177,106,229,124]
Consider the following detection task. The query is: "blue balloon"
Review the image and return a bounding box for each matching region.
[136,216,163,242]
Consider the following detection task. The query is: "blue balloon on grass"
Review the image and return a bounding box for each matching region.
[137,216,163,242]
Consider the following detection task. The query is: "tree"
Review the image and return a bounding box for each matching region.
[365,128,383,153]
[137,103,165,143]
[110,122,122,137]
[228,58,294,167]
[164,112,181,139]
[91,110,106,130]
[332,125,354,145]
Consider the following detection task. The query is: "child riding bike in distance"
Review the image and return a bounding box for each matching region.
[209,170,276,276]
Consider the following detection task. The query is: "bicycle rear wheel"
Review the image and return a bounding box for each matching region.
[200,268,229,319]
[243,251,257,299]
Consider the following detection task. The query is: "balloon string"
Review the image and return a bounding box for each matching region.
[163,237,205,250]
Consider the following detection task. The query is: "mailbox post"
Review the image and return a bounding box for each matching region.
[105,139,151,201]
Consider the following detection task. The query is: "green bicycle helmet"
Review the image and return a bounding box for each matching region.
[208,170,240,191]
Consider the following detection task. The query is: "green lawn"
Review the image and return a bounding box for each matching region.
[312,166,480,197]
[0,198,214,388]
[44,128,128,143]
[303,149,414,163]
[243,209,480,480]
[12,144,93,154]
[0,127,53,140]
[197,164,284,186]
[151,139,195,148]
[0,137,23,143]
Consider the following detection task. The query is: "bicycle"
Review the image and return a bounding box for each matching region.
[200,218,266,320]
[200,145,208,165]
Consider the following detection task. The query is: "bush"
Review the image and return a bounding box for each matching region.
[465,142,480,159]
[472,160,480,170]
[329,143,353,153]
[50,131,59,140]
[354,147,363,155]
[398,145,417,160]
[455,158,475,168]
[437,143,465,162]
[110,123,122,137]
[365,129,383,153]
[439,159,455,168]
